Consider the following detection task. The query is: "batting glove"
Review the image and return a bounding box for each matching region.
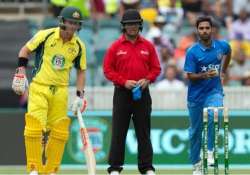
[12,67,28,95]
[72,96,87,116]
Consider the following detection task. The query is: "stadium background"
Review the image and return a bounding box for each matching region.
[0,0,250,174]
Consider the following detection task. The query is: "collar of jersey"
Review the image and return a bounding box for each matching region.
[54,27,77,44]
[120,34,144,43]
[198,39,216,51]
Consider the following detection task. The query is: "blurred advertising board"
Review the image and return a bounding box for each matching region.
[63,110,250,165]
[0,109,249,165]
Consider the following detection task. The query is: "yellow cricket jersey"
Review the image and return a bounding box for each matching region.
[158,0,182,8]
[26,27,86,86]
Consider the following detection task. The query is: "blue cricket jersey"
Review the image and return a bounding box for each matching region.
[184,40,231,103]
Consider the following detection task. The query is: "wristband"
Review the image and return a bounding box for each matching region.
[76,90,85,98]
[18,57,28,67]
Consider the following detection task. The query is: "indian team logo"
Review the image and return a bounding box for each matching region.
[51,54,65,70]
[67,117,109,163]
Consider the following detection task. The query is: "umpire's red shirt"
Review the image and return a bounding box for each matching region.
[103,34,161,86]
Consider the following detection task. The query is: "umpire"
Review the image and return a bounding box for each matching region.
[103,9,161,175]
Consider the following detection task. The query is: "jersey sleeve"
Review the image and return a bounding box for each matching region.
[26,30,49,52]
[184,48,197,73]
[220,40,231,55]
[74,39,87,70]
[145,43,161,82]
[103,43,127,86]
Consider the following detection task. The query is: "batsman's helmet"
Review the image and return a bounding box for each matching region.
[58,6,83,24]
[121,9,143,31]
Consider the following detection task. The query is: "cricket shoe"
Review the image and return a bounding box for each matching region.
[29,171,38,175]
[193,160,203,175]
[146,170,156,175]
[110,171,120,175]
[207,150,215,166]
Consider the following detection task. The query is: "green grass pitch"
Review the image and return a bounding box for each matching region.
[0,166,249,175]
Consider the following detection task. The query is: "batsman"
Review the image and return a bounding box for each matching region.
[12,6,87,175]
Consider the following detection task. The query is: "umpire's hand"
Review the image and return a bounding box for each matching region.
[125,80,137,89]
[137,78,150,89]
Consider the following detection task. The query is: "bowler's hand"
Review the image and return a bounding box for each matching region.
[125,80,137,89]
[137,79,150,89]
[12,67,28,95]
[206,69,218,78]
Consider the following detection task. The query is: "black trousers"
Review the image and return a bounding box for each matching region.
[107,87,155,174]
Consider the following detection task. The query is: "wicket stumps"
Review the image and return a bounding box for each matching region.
[202,107,229,175]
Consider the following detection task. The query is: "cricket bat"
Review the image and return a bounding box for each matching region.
[77,102,96,175]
